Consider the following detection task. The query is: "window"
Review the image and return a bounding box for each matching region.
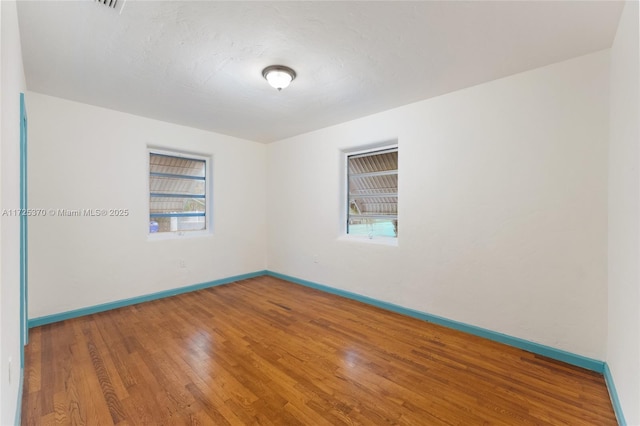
[149,150,209,235]
[347,146,398,238]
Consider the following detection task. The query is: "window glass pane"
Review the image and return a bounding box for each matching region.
[347,148,398,238]
[149,197,206,215]
[152,216,206,233]
[348,218,397,238]
[149,152,207,234]
[349,174,397,196]
[150,153,205,177]
[349,197,398,216]
[149,176,205,196]
[348,150,397,173]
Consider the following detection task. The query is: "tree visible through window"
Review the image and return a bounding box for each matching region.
[347,147,398,238]
[149,151,207,234]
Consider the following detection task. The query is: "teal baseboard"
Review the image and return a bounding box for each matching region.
[25,269,624,423]
[29,268,607,375]
[604,363,627,426]
[14,367,23,426]
[28,270,267,328]
[266,271,606,373]
[270,269,632,421]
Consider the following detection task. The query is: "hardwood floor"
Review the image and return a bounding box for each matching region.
[21,276,616,425]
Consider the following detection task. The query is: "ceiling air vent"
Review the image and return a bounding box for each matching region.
[95,0,127,14]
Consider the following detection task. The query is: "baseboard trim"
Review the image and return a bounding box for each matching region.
[28,269,606,374]
[14,367,24,426]
[604,363,627,426]
[25,269,622,422]
[28,270,267,328]
[265,271,605,373]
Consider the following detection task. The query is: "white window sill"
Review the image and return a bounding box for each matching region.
[338,234,398,247]
[147,230,212,241]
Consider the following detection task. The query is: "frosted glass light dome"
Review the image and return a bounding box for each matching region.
[262,65,296,91]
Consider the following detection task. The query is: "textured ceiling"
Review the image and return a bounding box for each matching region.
[17,1,624,143]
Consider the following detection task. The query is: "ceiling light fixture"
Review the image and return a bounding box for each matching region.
[262,65,296,91]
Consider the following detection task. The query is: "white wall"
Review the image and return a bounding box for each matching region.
[0,1,26,424]
[27,92,267,319]
[608,1,640,424]
[268,51,609,360]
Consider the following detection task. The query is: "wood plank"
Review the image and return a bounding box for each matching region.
[22,276,617,425]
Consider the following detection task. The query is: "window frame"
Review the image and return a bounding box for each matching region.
[147,148,212,240]
[342,143,398,245]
